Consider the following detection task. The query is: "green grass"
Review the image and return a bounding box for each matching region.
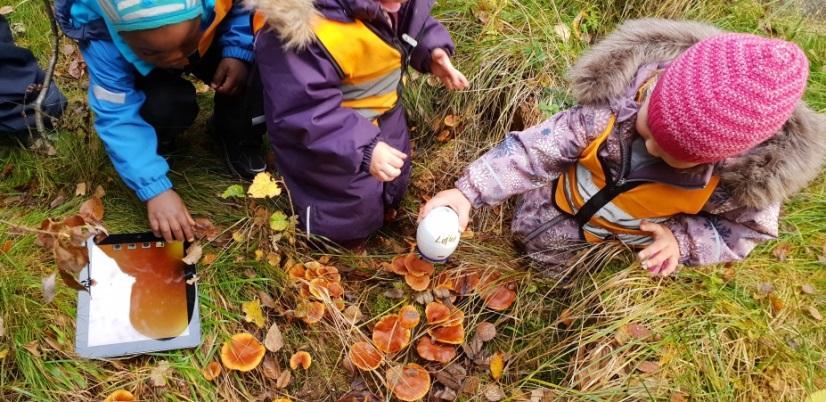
[1,0,825,400]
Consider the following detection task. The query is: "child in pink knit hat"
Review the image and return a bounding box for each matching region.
[420,19,826,277]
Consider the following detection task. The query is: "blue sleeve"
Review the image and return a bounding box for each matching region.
[81,40,173,202]
[216,1,254,62]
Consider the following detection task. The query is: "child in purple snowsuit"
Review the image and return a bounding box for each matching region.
[421,19,826,277]
[250,0,468,245]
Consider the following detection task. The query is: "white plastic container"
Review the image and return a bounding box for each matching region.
[416,206,461,262]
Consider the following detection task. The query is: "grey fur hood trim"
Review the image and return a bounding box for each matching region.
[568,18,826,208]
[245,0,318,50]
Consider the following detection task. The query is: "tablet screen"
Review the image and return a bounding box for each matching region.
[76,233,200,358]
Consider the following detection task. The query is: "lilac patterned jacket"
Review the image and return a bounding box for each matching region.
[455,65,779,268]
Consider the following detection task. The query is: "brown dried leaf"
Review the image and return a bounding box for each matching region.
[74,182,87,196]
[343,305,363,324]
[769,294,784,315]
[276,369,292,388]
[0,240,11,254]
[79,196,104,221]
[264,322,284,352]
[383,288,405,299]
[484,384,506,401]
[193,218,219,241]
[259,291,277,309]
[261,355,279,380]
[182,243,203,265]
[93,185,106,198]
[801,283,816,295]
[637,361,660,374]
[806,305,823,321]
[149,360,170,387]
[559,308,574,327]
[772,243,792,261]
[435,130,453,143]
[24,341,40,358]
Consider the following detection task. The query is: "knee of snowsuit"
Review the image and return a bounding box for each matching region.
[136,70,199,145]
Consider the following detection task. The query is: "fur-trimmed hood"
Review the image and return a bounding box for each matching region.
[245,0,388,50]
[568,18,826,209]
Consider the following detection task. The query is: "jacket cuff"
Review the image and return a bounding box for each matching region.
[455,174,484,209]
[136,176,174,202]
[360,136,381,173]
[222,47,254,63]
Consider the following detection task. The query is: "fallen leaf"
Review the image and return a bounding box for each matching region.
[769,294,784,315]
[232,231,245,243]
[807,305,823,321]
[264,322,284,352]
[489,352,505,380]
[722,263,736,282]
[24,341,40,358]
[269,211,289,232]
[267,252,281,267]
[259,291,277,309]
[435,130,453,143]
[182,243,203,265]
[0,349,7,359]
[626,323,651,339]
[201,253,217,266]
[0,240,11,254]
[74,182,87,196]
[93,185,106,198]
[243,299,266,329]
[247,172,281,199]
[670,392,687,402]
[149,360,170,387]
[343,305,363,323]
[484,384,506,401]
[261,355,280,380]
[0,6,14,15]
[42,273,57,303]
[637,360,660,374]
[559,308,574,327]
[757,282,775,298]
[554,23,571,42]
[202,361,221,381]
[801,283,816,295]
[79,197,104,221]
[221,184,246,199]
[276,369,292,388]
[772,243,792,261]
[384,288,405,299]
[193,218,219,241]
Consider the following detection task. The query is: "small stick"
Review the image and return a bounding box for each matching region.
[32,0,60,139]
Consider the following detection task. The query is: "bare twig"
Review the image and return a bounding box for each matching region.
[32,0,60,139]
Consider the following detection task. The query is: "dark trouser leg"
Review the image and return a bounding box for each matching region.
[135,69,198,155]
[189,49,266,177]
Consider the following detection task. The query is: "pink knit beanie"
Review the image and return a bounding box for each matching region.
[647,33,809,163]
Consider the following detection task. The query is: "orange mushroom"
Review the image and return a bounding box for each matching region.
[202,361,222,381]
[428,324,464,345]
[386,363,431,401]
[297,301,325,324]
[287,264,305,280]
[404,273,430,291]
[455,271,481,296]
[383,255,409,276]
[348,341,384,371]
[104,390,136,402]
[289,351,312,370]
[319,265,341,283]
[372,315,411,354]
[484,282,517,311]
[220,332,266,371]
[425,302,451,325]
[398,305,420,329]
[309,278,330,299]
[403,253,434,277]
[326,281,345,299]
[416,336,457,363]
[433,272,455,291]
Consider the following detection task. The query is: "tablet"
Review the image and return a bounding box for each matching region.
[75,233,200,359]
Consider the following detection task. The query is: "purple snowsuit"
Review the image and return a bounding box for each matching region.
[456,19,826,272]
[253,0,455,243]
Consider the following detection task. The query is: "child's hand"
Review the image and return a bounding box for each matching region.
[418,189,472,231]
[146,189,196,243]
[430,48,469,91]
[638,221,680,277]
[370,141,407,182]
[212,58,248,96]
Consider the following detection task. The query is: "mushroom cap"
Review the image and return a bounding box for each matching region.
[425,302,451,325]
[289,351,312,370]
[484,283,517,311]
[416,336,457,363]
[309,278,330,299]
[104,390,135,402]
[398,305,421,329]
[386,363,431,401]
[298,301,325,324]
[202,361,222,381]
[318,265,341,282]
[404,253,434,277]
[348,341,384,371]
[326,281,345,299]
[383,255,409,276]
[287,264,305,280]
[372,315,411,354]
[220,332,266,371]
[404,274,431,291]
[428,324,465,345]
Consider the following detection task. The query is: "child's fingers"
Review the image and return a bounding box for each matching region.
[150,216,161,239]
[158,219,174,243]
[388,155,404,169]
[389,147,407,160]
[639,220,664,235]
[169,219,185,242]
[179,215,195,243]
[211,64,229,90]
[643,251,669,273]
[382,165,401,179]
[638,240,666,261]
[658,256,679,277]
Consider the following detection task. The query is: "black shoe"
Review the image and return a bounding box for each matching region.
[224,144,267,179]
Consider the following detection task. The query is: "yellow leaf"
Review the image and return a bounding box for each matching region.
[0,349,8,359]
[254,249,264,261]
[232,230,245,243]
[489,351,504,380]
[247,172,281,199]
[243,299,266,328]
